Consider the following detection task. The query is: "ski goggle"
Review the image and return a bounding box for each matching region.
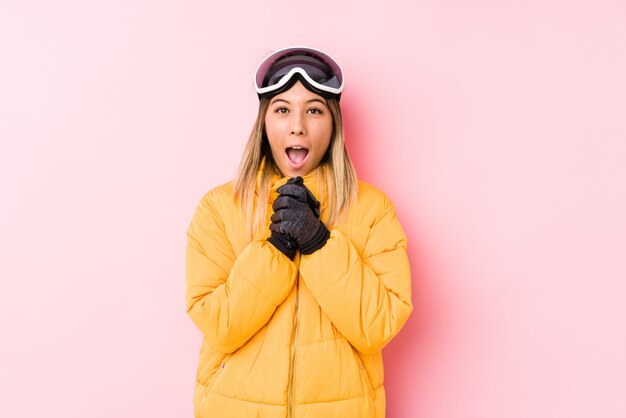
[254,46,344,99]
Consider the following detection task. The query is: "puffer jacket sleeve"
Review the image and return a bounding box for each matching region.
[186,190,298,354]
[299,194,413,355]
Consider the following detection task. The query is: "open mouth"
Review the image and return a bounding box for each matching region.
[286,146,309,166]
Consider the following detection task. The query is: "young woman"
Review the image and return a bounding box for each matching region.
[186,46,413,418]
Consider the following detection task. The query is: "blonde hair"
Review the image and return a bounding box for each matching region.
[234,97,358,239]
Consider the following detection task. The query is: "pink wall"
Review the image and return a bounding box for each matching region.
[1,1,625,417]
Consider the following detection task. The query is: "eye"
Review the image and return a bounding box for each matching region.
[274,106,288,114]
[307,107,323,115]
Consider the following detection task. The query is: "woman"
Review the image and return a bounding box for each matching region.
[186,46,413,418]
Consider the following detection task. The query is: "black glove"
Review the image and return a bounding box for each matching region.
[267,178,306,260]
[273,177,321,218]
[267,227,297,260]
[270,177,330,255]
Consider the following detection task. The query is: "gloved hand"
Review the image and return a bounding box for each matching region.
[266,177,310,260]
[267,227,298,260]
[270,177,330,255]
[272,177,321,218]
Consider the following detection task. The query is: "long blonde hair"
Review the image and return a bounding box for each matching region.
[234,96,358,239]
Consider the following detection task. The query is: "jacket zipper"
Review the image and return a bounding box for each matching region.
[288,273,300,418]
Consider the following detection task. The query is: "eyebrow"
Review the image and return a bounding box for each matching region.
[270,98,327,106]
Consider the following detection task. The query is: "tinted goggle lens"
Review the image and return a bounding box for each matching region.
[265,63,340,89]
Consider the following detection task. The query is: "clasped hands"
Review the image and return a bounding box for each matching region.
[268,177,330,259]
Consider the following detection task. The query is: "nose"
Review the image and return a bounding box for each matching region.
[290,113,305,136]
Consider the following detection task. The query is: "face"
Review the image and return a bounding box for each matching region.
[264,81,333,177]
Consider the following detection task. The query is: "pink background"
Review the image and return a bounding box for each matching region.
[1,1,625,417]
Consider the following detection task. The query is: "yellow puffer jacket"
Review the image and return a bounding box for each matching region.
[186,170,413,418]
